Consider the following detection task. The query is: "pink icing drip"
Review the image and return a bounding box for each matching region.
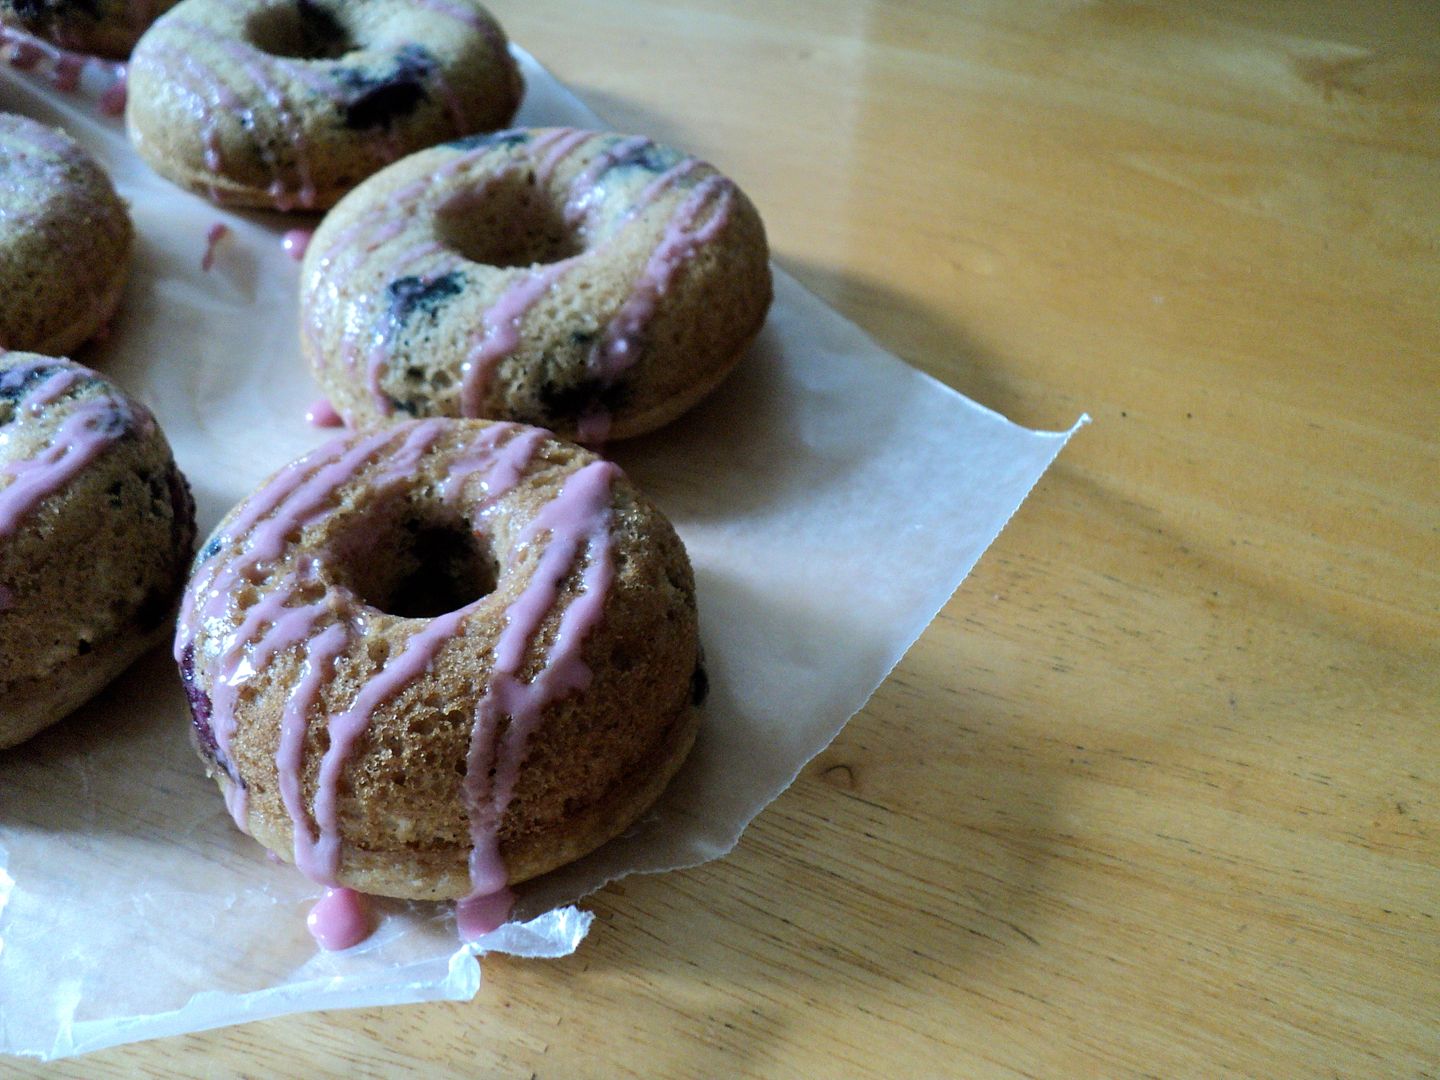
[304,398,343,428]
[307,887,372,951]
[283,229,313,261]
[51,53,84,92]
[440,424,545,508]
[458,258,579,417]
[99,71,127,117]
[178,430,392,655]
[590,176,733,383]
[282,622,350,880]
[459,460,618,928]
[202,222,231,271]
[454,149,706,422]
[530,128,593,185]
[563,136,653,227]
[456,887,514,939]
[24,368,85,412]
[0,400,129,540]
[309,599,477,882]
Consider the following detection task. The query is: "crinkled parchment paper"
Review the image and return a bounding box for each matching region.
[0,47,1085,1060]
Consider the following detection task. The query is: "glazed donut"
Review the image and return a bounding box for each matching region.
[0,113,133,356]
[0,0,179,60]
[126,0,523,210]
[176,418,702,932]
[0,353,196,750]
[300,127,772,442]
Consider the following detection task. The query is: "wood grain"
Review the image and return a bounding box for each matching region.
[21,1,1439,1076]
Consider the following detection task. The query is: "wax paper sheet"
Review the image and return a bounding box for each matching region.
[0,45,1085,1060]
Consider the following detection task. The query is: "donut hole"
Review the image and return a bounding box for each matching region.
[246,2,355,61]
[437,173,583,269]
[331,508,499,619]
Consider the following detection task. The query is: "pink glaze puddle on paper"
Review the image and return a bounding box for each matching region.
[201,222,230,272]
[304,398,343,428]
[306,887,372,951]
[282,229,313,261]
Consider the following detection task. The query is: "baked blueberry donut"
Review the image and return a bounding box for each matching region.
[300,127,772,442]
[177,418,702,935]
[0,113,133,356]
[0,0,179,59]
[0,353,196,750]
[126,0,523,209]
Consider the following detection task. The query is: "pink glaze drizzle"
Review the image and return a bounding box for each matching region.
[458,459,619,933]
[0,395,132,540]
[202,222,231,271]
[306,887,372,951]
[304,398,343,428]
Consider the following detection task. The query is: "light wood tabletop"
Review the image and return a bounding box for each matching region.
[28,1,1439,1076]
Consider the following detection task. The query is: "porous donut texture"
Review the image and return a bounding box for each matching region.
[125,0,523,210]
[0,113,133,356]
[0,0,179,59]
[177,418,703,901]
[0,353,197,750]
[301,127,772,442]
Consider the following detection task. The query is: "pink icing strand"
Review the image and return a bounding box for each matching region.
[24,368,85,412]
[0,401,129,540]
[459,258,580,416]
[459,460,619,927]
[307,887,372,951]
[531,128,594,185]
[563,135,654,226]
[281,622,350,880]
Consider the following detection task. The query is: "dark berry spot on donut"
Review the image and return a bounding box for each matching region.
[446,130,531,152]
[335,45,437,130]
[624,144,680,175]
[536,376,629,426]
[180,643,220,761]
[198,535,223,566]
[386,271,464,327]
[690,662,709,707]
[247,0,353,61]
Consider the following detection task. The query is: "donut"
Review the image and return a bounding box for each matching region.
[0,353,196,750]
[300,127,772,442]
[176,418,703,934]
[0,0,179,60]
[0,113,133,356]
[126,0,523,210]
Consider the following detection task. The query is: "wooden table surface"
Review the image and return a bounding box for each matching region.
[30,1,1439,1076]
